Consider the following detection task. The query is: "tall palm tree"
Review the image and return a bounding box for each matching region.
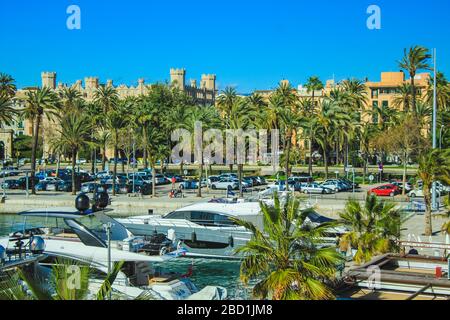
[340,195,401,264]
[392,83,413,112]
[417,149,450,236]
[0,73,16,97]
[357,123,378,183]
[0,94,18,126]
[22,87,59,194]
[234,193,342,300]
[59,86,83,113]
[398,45,431,115]
[426,72,450,112]
[217,87,238,121]
[53,113,92,195]
[304,76,324,176]
[106,100,130,196]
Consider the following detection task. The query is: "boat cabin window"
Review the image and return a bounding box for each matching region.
[164,210,236,227]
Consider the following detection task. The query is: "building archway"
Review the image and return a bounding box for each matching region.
[0,129,14,161]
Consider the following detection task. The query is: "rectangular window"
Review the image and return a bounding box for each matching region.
[382,101,389,108]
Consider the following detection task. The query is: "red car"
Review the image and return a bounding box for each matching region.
[368,184,399,197]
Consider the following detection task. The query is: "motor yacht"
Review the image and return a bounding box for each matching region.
[0,200,227,300]
[117,199,344,260]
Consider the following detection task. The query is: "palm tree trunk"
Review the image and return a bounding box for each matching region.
[112,144,118,196]
[151,165,156,197]
[323,137,329,180]
[30,115,41,195]
[402,151,408,196]
[238,163,243,198]
[71,148,77,195]
[102,145,106,171]
[143,125,148,169]
[411,76,416,115]
[56,152,61,178]
[308,92,315,176]
[285,134,292,188]
[424,186,433,236]
[197,163,203,197]
[180,162,184,176]
[335,139,339,165]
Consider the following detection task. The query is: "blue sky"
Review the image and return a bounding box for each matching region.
[1,0,449,93]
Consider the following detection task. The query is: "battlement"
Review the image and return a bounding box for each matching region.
[201,74,216,80]
[170,68,186,75]
[41,72,56,89]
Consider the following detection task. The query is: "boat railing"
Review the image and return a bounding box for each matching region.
[122,217,246,232]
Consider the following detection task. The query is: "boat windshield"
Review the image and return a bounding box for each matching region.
[164,210,237,227]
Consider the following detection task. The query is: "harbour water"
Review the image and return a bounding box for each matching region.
[0,214,249,299]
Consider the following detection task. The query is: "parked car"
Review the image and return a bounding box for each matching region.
[255,176,267,185]
[302,183,335,194]
[320,181,340,192]
[18,177,40,189]
[390,180,413,192]
[40,177,63,183]
[35,181,48,191]
[76,158,87,165]
[368,184,400,197]
[1,179,21,189]
[55,180,73,192]
[408,188,441,198]
[211,178,239,190]
[81,182,101,193]
[218,173,238,180]
[164,174,183,183]
[289,176,314,184]
[179,180,200,190]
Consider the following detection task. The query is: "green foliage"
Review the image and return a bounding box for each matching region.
[233,193,342,300]
[340,195,401,264]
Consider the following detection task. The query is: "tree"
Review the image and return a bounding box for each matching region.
[106,100,130,196]
[0,94,18,126]
[234,193,342,300]
[53,113,92,195]
[0,259,124,300]
[304,76,324,175]
[0,73,16,97]
[340,195,401,264]
[392,83,413,112]
[22,87,59,194]
[398,45,431,115]
[426,72,450,112]
[417,149,450,236]
[381,115,428,195]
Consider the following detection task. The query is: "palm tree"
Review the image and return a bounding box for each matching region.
[392,83,413,112]
[217,86,238,121]
[22,87,59,194]
[426,72,450,112]
[0,73,16,97]
[0,259,124,300]
[59,87,83,113]
[357,123,378,183]
[340,195,401,264]
[106,100,130,196]
[233,193,342,300]
[0,94,18,126]
[398,45,431,115]
[304,76,324,176]
[93,86,118,115]
[417,149,450,236]
[53,113,92,195]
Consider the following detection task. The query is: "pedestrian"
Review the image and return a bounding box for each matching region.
[171,176,176,191]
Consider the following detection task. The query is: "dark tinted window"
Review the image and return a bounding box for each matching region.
[164,211,189,220]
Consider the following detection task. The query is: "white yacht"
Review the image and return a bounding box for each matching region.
[117,199,343,260]
[0,206,227,300]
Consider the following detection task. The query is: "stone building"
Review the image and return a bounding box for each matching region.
[12,69,217,160]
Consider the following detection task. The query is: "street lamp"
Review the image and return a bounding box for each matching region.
[432,48,438,211]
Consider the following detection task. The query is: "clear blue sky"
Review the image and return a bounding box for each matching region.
[1,0,449,93]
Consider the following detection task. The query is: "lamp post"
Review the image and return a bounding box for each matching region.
[432,48,438,211]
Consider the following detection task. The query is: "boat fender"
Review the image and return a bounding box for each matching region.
[228,235,234,247]
[191,231,197,243]
[159,247,168,256]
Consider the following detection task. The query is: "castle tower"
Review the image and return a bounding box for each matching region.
[106,79,113,87]
[170,68,186,90]
[201,74,216,91]
[41,72,56,89]
[190,79,197,88]
[84,77,99,100]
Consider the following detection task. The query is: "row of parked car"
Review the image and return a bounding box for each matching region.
[178,174,268,190]
[369,180,450,198]
[261,177,359,196]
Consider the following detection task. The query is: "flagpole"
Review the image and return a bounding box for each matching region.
[432,48,437,210]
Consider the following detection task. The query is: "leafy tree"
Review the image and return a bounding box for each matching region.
[340,195,401,264]
[234,193,342,300]
[417,149,450,236]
